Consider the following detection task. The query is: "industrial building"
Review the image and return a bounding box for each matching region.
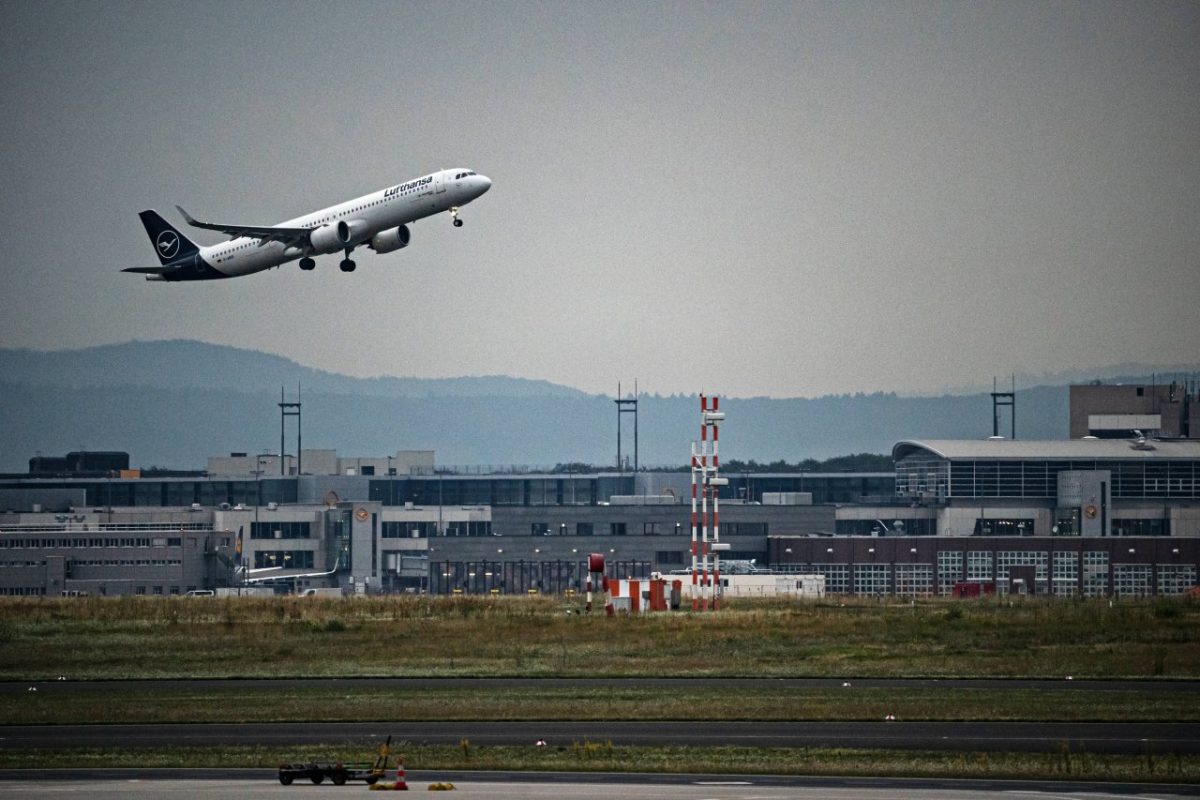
[1,435,1198,599]
[1070,380,1197,439]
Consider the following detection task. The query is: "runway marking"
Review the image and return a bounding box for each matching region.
[1008,793,1176,800]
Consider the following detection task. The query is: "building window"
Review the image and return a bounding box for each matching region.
[973,519,1034,536]
[531,523,550,536]
[444,521,492,537]
[655,551,685,565]
[254,550,315,569]
[937,551,963,596]
[1082,551,1109,597]
[1052,552,1079,596]
[854,564,891,596]
[576,523,593,536]
[1111,519,1170,536]
[1157,565,1197,596]
[966,551,993,582]
[610,523,627,536]
[723,522,768,536]
[808,564,849,594]
[995,551,1048,594]
[250,522,311,539]
[1113,564,1152,598]
[383,521,437,538]
[895,564,933,597]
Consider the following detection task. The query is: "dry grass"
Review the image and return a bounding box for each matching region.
[6,684,1198,726]
[1,594,1197,680]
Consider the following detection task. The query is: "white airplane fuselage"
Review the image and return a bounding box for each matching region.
[128,168,491,281]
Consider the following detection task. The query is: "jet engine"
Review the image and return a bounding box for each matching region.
[308,220,370,254]
[369,225,411,254]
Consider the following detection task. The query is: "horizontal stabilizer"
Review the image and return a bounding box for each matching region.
[121,265,175,275]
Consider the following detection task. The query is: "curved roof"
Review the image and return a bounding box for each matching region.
[892,439,1200,462]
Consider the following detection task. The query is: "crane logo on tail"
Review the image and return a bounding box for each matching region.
[156,231,180,260]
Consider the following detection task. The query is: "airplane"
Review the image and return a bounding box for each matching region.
[237,550,346,585]
[124,168,491,281]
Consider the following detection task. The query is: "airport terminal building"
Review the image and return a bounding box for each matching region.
[1,436,1198,599]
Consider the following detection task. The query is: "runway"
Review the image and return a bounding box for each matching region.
[0,770,1197,800]
[3,720,1198,754]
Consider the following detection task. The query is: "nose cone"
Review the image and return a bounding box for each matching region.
[477,174,492,195]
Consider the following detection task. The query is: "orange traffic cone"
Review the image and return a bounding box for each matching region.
[394,759,408,790]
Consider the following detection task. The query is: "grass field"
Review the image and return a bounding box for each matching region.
[1,594,1198,781]
[6,684,1199,726]
[1,594,1198,679]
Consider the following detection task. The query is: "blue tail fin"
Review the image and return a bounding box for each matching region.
[139,210,200,265]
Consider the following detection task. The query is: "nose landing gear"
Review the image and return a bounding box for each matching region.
[450,206,464,227]
[339,247,357,272]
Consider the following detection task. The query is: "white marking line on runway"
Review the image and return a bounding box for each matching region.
[695,781,754,785]
[1008,793,1176,800]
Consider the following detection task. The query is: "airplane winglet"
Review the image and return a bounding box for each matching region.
[175,205,201,227]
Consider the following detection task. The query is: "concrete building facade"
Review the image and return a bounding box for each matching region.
[2,442,1198,599]
[1070,381,1198,439]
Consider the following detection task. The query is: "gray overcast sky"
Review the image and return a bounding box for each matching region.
[1,0,1196,398]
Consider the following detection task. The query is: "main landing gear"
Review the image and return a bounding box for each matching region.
[450,206,463,227]
[299,252,356,273]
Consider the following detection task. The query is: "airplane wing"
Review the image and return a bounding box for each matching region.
[175,205,314,249]
[241,566,339,584]
[239,553,344,583]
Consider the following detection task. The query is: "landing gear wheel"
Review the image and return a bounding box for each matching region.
[453,218,463,228]
[449,206,462,227]
[299,257,315,271]
[339,259,356,273]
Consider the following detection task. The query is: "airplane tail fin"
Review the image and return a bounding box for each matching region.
[139,210,200,265]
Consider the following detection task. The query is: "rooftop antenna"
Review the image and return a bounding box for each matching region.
[279,383,301,476]
[615,380,638,472]
[991,375,1015,439]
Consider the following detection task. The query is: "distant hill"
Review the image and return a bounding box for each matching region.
[0,341,1194,472]
[0,340,587,399]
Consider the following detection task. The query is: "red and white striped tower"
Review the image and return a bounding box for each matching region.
[690,437,700,612]
[585,552,609,615]
[690,394,726,611]
[711,396,722,610]
[700,394,710,610]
